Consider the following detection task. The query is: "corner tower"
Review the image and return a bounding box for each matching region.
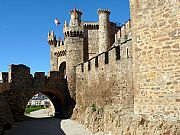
[48,31,58,71]
[63,9,85,100]
[98,9,110,53]
[48,31,66,71]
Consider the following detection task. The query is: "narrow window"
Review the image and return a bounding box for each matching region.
[88,61,91,71]
[81,64,84,72]
[95,56,98,67]
[127,48,129,58]
[116,46,120,60]
[105,52,109,64]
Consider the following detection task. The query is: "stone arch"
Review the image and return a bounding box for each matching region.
[23,89,67,119]
[59,62,66,79]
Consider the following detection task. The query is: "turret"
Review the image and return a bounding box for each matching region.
[63,9,85,100]
[98,9,110,53]
[48,31,65,71]
[69,8,82,26]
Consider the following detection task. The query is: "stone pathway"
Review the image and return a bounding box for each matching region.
[4,109,106,135]
[3,118,106,135]
[61,119,105,135]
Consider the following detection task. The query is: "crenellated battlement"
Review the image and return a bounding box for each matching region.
[76,39,132,74]
[54,50,66,57]
[70,9,82,15]
[0,72,8,83]
[115,19,131,43]
[0,64,66,87]
[64,30,84,37]
[97,9,110,15]
[48,31,64,47]
[83,22,99,30]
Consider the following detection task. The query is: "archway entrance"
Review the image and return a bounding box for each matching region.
[59,62,66,79]
[24,92,55,118]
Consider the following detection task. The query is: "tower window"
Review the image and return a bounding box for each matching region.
[105,52,109,64]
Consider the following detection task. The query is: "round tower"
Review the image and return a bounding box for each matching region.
[64,9,84,100]
[98,9,110,53]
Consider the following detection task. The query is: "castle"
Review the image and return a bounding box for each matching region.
[0,0,180,134]
[48,8,132,101]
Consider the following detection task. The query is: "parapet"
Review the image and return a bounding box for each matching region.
[8,64,31,85]
[77,38,132,73]
[64,30,84,37]
[0,72,8,83]
[33,72,46,90]
[70,9,82,16]
[83,22,99,30]
[115,19,132,43]
[97,9,110,15]
[48,31,64,47]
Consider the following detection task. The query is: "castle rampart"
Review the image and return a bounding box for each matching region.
[73,39,133,132]
[115,19,131,44]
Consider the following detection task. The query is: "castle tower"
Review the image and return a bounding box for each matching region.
[63,9,85,100]
[48,31,58,71]
[130,0,180,116]
[48,31,66,71]
[69,8,82,26]
[98,9,110,53]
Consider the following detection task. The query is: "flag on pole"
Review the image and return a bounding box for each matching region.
[54,18,60,26]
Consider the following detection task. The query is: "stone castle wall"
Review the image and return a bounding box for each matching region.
[84,22,99,59]
[115,20,131,43]
[0,64,74,132]
[130,0,180,117]
[72,38,133,133]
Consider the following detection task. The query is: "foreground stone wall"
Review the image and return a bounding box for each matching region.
[74,107,180,135]
[130,0,180,117]
[87,29,99,59]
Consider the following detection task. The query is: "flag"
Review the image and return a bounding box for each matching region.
[54,18,60,26]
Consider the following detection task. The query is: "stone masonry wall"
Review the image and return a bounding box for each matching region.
[65,36,84,100]
[73,39,133,133]
[130,0,180,117]
[87,29,99,59]
[0,86,14,134]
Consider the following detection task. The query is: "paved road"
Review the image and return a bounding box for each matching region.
[4,118,106,135]
[4,117,66,135]
[4,109,106,135]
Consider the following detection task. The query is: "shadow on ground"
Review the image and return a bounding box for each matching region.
[3,117,66,135]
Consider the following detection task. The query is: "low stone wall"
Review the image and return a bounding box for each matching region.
[73,105,180,135]
[0,93,14,133]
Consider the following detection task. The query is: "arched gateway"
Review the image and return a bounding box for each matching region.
[0,64,75,121]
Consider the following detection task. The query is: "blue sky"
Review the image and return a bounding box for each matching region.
[0,0,130,74]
